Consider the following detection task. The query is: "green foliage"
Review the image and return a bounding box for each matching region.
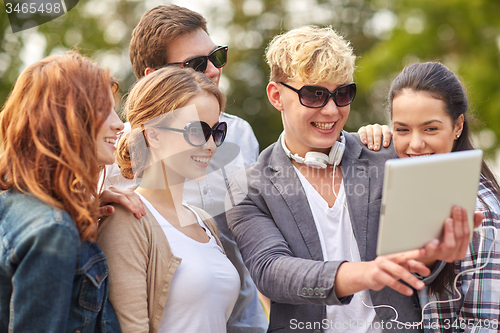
[356,0,500,156]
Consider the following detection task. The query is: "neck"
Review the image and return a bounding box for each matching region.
[137,160,184,209]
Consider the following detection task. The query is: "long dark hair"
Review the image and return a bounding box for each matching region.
[389,62,500,295]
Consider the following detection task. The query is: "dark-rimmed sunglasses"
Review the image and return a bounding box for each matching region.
[158,121,227,147]
[158,46,228,73]
[280,82,356,108]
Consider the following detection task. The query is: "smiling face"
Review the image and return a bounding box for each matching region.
[269,80,350,156]
[167,29,222,86]
[392,90,463,158]
[156,92,221,183]
[96,89,124,166]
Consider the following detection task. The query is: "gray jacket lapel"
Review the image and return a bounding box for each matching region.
[268,142,324,261]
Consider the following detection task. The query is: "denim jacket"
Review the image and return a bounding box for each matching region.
[0,189,121,333]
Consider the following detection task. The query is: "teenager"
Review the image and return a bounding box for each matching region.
[0,52,125,332]
[369,62,499,332]
[98,67,240,333]
[103,6,267,330]
[226,27,480,333]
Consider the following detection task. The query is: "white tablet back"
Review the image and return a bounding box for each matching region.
[376,149,483,256]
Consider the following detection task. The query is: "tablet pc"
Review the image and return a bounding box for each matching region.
[376,149,483,256]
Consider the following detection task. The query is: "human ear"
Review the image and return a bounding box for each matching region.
[454,114,464,138]
[144,128,160,148]
[267,82,284,112]
[144,67,156,76]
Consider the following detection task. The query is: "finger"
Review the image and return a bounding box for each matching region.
[451,206,467,258]
[98,205,115,217]
[388,263,426,292]
[459,206,471,257]
[388,247,426,263]
[119,195,145,219]
[367,262,415,295]
[407,259,431,277]
[101,188,145,219]
[382,274,415,296]
[381,125,392,147]
[122,192,146,216]
[422,238,439,261]
[439,218,456,262]
[474,212,484,229]
[372,124,382,151]
[358,126,368,145]
[380,262,425,295]
[365,125,375,150]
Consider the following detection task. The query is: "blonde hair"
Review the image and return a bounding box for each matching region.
[0,52,116,241]
[266,26,356,84]
[116,67,226,179]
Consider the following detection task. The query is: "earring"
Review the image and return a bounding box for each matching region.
[456,134,460,139]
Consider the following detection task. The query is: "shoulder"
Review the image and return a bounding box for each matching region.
[220,113,259,162]
[220,113,255,136]
[0,190,80,266]
[220,112,251,127]
[344,131,398,163]
[254,142,278,168]
[99,203,155,229]
[236,142,279,184]
[98,204,157,242]
[0,190,80,242]
[97,203,166,262]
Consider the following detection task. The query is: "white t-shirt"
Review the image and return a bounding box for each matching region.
[294,167,382,333]
[138,194,240,333]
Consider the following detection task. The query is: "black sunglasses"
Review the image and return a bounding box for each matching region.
[158,121,227,147]
[280,82,356,108]
[158,46,228,73]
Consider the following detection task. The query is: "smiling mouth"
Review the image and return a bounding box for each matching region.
[192,156,211,164]
[312,122,335,130]
[407,153,433,157]
[104,138,116,145]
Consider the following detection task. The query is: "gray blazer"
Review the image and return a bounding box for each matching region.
[227,131,424,333]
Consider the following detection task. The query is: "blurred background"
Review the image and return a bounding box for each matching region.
[1,0,500,170]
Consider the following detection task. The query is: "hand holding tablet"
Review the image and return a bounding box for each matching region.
[376,149,483,257]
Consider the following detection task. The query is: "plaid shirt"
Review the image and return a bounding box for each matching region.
[420,176,500,333]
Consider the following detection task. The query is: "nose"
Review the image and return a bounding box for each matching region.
[409,132,425,152]
[110,111,124,132]
[204,60,221,85]
[321,97,341,116]
[203,134,218,152]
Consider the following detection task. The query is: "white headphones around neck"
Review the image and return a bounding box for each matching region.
[280,132,345,169]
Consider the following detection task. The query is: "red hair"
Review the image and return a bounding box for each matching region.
[0,52,116,241]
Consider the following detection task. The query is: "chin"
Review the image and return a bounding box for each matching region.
[97,157,115,167]
[188,172,208,182]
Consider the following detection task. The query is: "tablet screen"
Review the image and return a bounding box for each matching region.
[376,149,482,256]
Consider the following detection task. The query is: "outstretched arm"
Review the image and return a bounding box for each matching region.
[227,171,431,304]
[335,248,429,298]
